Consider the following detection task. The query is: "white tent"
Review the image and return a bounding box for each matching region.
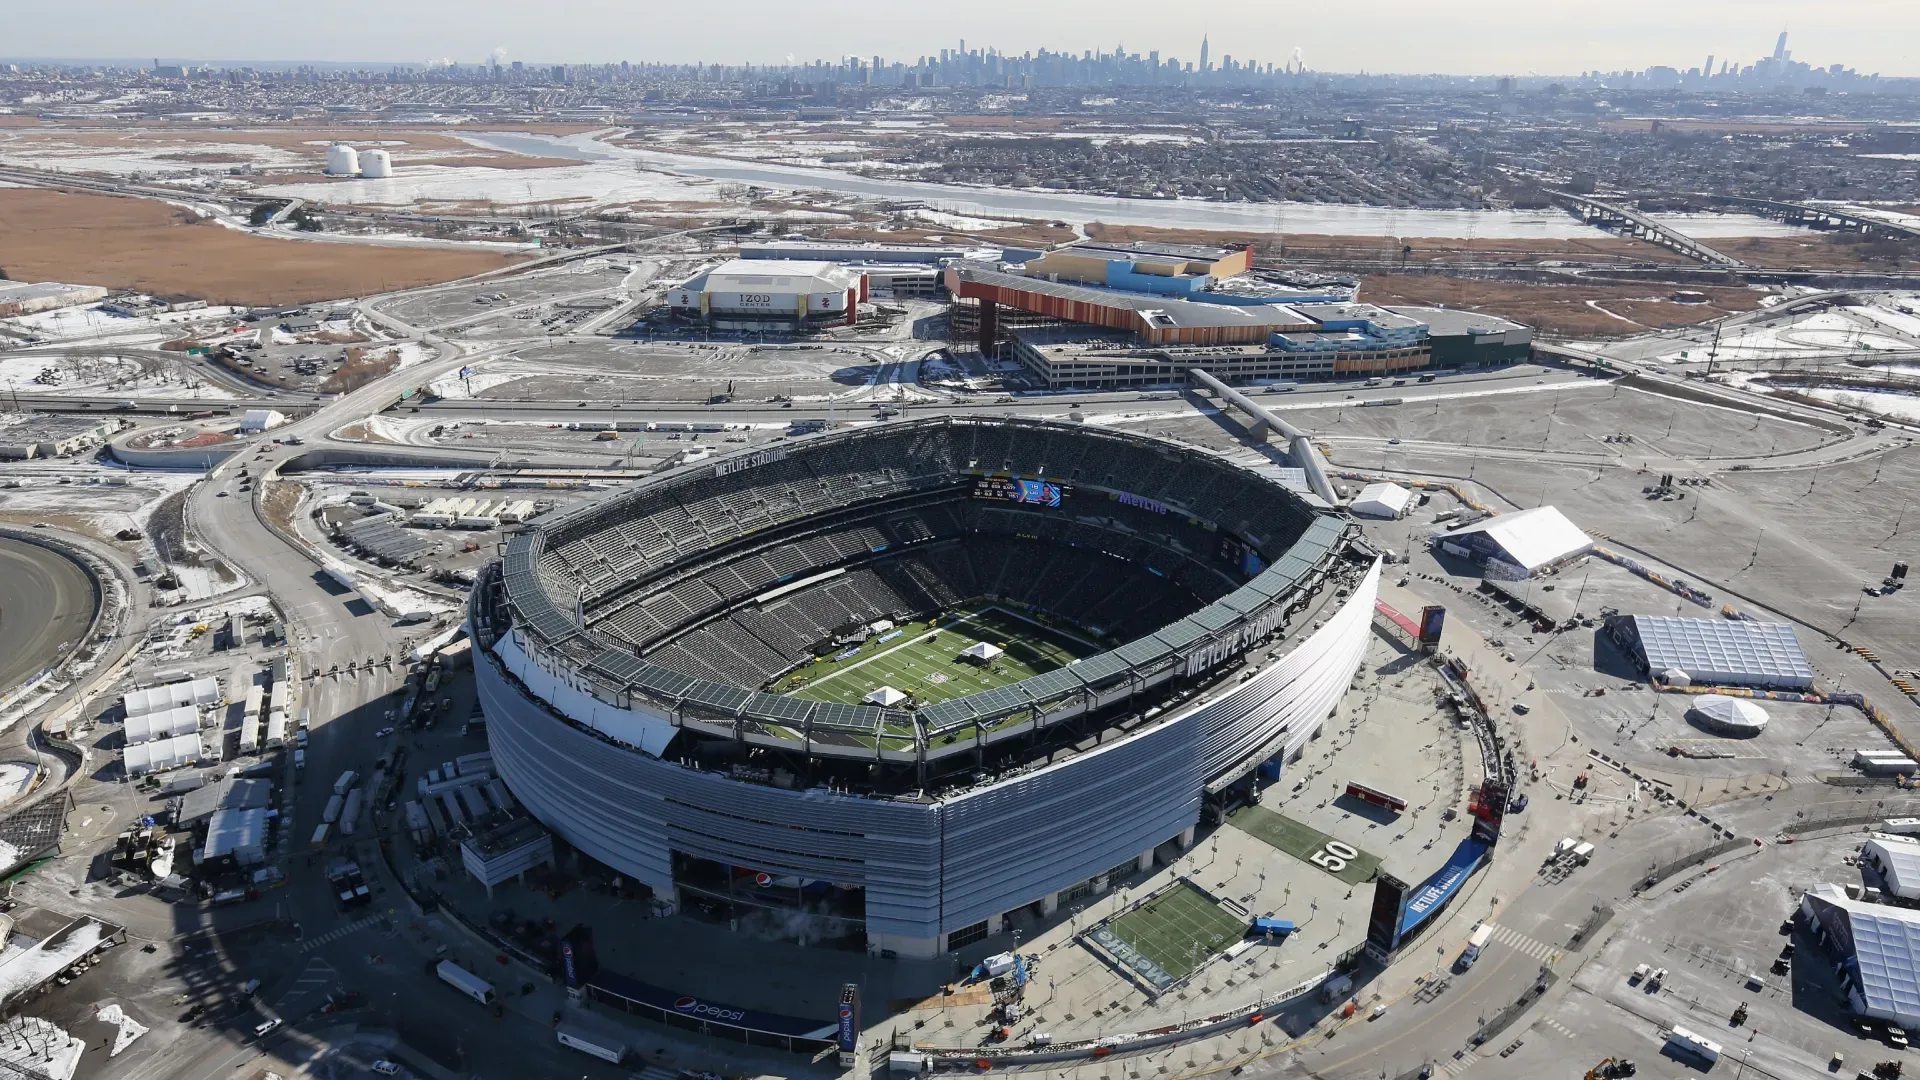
[1350,482,1413,520]
[240,409,286,433]
[863,686,909,707]
[123,677,220,718]
[203,807,268,864]
[125,704,199,746]
[960,642,1005,663]
[1687,693,1769,735]
[123,733,202,776]
[1662,668,1693,688]
[1441,506,1594,574]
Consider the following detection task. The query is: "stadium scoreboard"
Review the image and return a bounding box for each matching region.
[974,477,1063,507]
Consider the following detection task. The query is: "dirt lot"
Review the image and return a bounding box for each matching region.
[1713,232,1911,269]
[1081,222,1683,265]
[0,188,523,305]
[1357,274,1767,337]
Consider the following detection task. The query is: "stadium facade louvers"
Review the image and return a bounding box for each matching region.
[472,416,1378,957]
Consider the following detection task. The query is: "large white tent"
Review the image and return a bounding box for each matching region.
[1436,506,1593,575]
[1803,883,1920,1030]
[1350,482,1413,520]
[960,642,1005,664]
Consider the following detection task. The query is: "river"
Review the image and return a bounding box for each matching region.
[461,130,1808,241]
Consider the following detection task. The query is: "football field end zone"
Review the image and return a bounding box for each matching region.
[1228,805,1381,886]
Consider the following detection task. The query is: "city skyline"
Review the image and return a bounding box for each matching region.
[6,0,1918,79]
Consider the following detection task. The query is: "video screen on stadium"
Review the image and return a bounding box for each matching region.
[974,477,1063,507]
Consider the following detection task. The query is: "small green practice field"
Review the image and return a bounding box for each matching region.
[1099,881,1247,985]
[775,605,1096,707]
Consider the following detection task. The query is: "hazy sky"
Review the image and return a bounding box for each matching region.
[9,0,1918,77]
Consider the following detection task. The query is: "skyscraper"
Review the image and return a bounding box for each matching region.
[1772,32,1788,61]
[1199,36,1210,72]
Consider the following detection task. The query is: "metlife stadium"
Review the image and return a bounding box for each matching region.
[470,415,1379,958]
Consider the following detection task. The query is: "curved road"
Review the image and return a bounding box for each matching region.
[0,536,97,690]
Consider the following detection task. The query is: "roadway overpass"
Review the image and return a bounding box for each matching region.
[1687,193,1920,242]
[1547,190,1749,268]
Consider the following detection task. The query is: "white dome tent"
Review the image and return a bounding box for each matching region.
[1687,693,1769,736]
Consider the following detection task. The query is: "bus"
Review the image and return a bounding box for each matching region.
[1346,781,1409,813]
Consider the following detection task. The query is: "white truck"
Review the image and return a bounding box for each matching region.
[1458,923,1495,969]
[555,1024,626,1064]
[333,770,358,796]
[435,961,496,1005]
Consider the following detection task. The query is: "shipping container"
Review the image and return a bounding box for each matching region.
[435,961,495,1005]
[555,1025,626,1064]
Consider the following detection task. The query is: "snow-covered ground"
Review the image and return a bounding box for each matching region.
[427,366,525,399]
[0,1016,84,1080]
[905,208,1024,232]
[1794,386,1920,423]
[2,304,244,348]
[1633,293,1920,368]
[0,353,233,399]
[93,1004,147,1057]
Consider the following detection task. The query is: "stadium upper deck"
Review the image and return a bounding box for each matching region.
[479,417,1352,774]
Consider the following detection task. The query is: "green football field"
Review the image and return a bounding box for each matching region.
[1101,881,1247,984]
[776,606,1095,707]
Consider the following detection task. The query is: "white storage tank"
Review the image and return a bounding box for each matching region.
[359,148,392,178]
[324,144,360,176]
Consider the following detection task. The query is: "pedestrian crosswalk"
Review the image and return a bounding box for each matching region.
[272,957,337,1009]
[1537,1016,1577,1039]
[300,913,383,952]
[1438,1048,1481,1076]
[1485,922,1559,964]
[636,1067,680,1080]
[1784,773,1823,786]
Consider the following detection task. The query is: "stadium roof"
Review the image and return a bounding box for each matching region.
[1443,506,1593,572]
[1804,883,1920,1025]
[499,416,1350,755]
[1625,615,1813,690]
